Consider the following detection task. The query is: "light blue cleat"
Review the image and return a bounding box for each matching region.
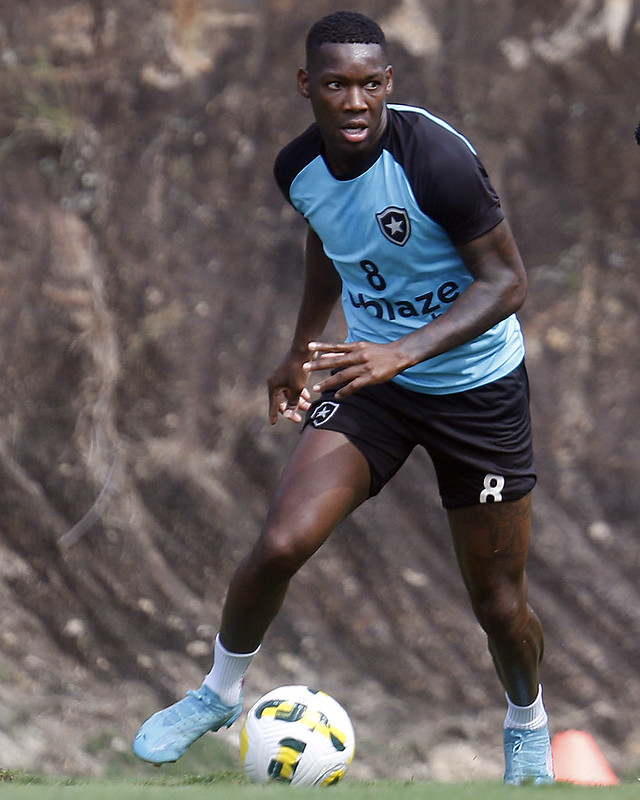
[503,724,555,785]
[133,685,242,764]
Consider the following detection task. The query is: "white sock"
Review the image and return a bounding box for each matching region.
[202,634,260,706]
[504,685,548,731]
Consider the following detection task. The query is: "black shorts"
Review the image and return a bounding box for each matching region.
[304,362,536,509]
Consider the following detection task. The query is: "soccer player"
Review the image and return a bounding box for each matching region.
[133,11,554,785]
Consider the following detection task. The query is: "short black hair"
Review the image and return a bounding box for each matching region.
[306,11,386,64]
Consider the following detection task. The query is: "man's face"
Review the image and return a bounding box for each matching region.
[298,43,393,175]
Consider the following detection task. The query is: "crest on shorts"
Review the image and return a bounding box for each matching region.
[310,401,339,426]
[376,206,411,246]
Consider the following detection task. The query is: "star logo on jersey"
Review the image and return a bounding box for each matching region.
[376,206,411,246]
[310,401,339,427]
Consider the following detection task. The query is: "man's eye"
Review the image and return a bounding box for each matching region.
[327,81,342,90]
[366,81,381,90]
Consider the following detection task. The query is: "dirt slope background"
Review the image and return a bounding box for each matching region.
[1,0,640,781]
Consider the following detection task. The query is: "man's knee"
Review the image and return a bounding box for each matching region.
[472,585,527,639]
[248,528,313,581]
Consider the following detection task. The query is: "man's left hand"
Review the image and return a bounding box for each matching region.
[303,340,408,399]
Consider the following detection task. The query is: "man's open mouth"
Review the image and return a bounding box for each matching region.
[340,123,368,143]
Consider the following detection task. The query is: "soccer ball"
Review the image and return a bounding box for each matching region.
[240,685,356,786]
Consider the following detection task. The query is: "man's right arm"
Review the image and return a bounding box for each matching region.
[267,227,342,424]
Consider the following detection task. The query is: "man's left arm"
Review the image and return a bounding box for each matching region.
[304,219,527,399]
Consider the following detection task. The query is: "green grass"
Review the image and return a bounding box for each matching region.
[0,771,638,800]
[2,733,637,800]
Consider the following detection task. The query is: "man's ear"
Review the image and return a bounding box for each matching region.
[297,67,310,98]
[385,65,394,95]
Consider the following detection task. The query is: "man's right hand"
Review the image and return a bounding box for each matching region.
[267,353,312,425]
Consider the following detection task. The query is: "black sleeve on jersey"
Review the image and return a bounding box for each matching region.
[273,123,323,205]
[387,110,504,246]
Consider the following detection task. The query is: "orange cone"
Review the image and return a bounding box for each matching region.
[551,730,619,785]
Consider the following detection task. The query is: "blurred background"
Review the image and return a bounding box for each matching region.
[1,0,639,782]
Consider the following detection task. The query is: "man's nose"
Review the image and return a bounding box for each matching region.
[343,86,367,110]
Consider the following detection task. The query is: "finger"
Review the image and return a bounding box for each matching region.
[283,393,307,423]
[334,380,361,400]
[310,368,357,395]
[297,388,312,411]
[308,341,353,354]
[268,393,282,425]
[303,352,347,372]
[269,389,295,425]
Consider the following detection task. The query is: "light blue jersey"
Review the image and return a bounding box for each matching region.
[274,105,525,394]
